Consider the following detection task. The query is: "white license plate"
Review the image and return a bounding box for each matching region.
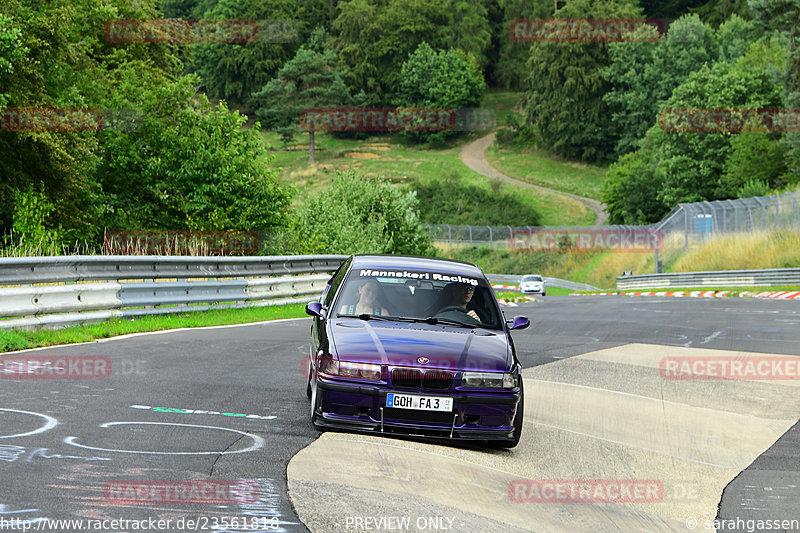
[386,393,453,412]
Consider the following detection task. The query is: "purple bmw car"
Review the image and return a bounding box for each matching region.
[304,255,529,447]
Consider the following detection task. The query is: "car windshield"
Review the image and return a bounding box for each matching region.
[335,270,502,329]
[522,275,543,282]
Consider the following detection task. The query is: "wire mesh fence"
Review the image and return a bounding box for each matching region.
[426,191,800,251]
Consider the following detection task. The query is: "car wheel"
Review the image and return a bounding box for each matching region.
[542,292,546,297]
[489,378,524,449]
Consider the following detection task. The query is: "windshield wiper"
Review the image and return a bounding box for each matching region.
[421,316,477,329]
[339,314,479,329]
[338,314,417,323]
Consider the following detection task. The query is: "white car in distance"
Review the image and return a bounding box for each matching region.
[519,275,546,296]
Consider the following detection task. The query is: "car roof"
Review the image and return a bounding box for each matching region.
[349,254,485,278]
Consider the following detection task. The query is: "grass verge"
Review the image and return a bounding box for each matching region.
[485,143,607,201]
[0,303,308,353]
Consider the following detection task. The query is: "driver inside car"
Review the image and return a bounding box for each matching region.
[440,282,482,323]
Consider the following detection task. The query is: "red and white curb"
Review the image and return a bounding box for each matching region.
[491,284,519,291]
[491,284,537,306]
[573,290,800,300]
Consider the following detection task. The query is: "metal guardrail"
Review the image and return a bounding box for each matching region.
[616,268,800,290]
[0,255,347,331]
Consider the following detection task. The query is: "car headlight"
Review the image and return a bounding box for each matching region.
[319,358,381,381]
[461,372,518,388]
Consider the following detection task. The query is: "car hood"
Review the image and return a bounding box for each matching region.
[329,319,511,372]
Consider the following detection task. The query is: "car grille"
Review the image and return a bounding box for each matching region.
[422,370,453,390]
[390,368,454,391]
[391,368,421,388]
[383,408,455,424]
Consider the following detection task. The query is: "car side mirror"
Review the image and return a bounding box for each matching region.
[305,301,327,318]
[506,315,530,331]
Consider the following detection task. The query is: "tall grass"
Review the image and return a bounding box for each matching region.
[671,230,800,272]
[1,232,97,257]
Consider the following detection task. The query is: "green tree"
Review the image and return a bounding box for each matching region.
[97,71,291,231]
[493,0,556,89]
[522,0,643,163]
[602,36,787,218]
[657,61,783,206]
[0,13,26,111]
[601,144,667,224]
[445,0,493,70]
[720,132,788,195]
[333,0,451,105]
[716,14,761,62]
[252,44,360,163]
[394,42,485,144]
[296,170,433,256]
[189,0,300,110]
[603,14,719,156]
[749,0,800,183]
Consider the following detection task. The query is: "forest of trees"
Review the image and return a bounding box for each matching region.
[0,0,798,252]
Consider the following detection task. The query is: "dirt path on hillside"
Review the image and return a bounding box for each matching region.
[460,132,608,226]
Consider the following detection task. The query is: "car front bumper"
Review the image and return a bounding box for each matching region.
[314,377,521,441]
[520,285,544,294]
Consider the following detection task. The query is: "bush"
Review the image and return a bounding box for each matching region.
[720,131,788,196]
[410,172,540,226]
[294,170,433,256]
[737,179,771,198]
[394,42,485,144]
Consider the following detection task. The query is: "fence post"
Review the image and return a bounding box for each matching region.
[794,195,798,229]
[447,224,452,247]
[654,245,660,274]
[488,226,493,250]
[684,206,688,251]
[775,196,780,229]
